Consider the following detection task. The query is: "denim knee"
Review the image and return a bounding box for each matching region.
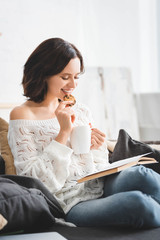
[128,165,160,194]
[126,191,160,228]
[104,165,160,199]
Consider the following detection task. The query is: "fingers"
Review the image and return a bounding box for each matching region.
[71,114,75,123]
[91,134,103,144]
[90,139,99,150]
[90,128,106,150]
[56,100,73,111]
[91,128,106,138]
[55,101,74,117]
[58,106,75,121]
[64,107,76,123]
[91,135,103,149]
[55,101,76,131]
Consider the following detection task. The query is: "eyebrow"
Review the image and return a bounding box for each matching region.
[60,72,81,75]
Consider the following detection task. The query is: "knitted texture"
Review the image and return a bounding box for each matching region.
[8,103,109,213]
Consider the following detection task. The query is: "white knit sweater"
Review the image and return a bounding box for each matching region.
[8,103,109,213]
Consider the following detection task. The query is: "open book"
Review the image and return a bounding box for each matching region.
[77,153,158,183]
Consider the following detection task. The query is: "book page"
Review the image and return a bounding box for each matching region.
[79,152,153,179]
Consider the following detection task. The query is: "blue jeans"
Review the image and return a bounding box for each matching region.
[66,166,160,228]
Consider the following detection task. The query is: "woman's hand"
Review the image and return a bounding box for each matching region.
[55,101,75,145]
[90,128,106,150]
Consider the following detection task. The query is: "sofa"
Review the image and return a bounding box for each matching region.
[1,117,160,240]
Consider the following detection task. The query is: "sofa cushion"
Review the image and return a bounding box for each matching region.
[0,118,16,175]
[0,177,59,233]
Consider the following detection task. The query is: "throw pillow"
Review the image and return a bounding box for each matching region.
[0,177,56,233]
[1,175,65,219]
[0,118,16,175]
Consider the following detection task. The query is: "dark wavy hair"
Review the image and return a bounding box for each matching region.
[22,38,84,102]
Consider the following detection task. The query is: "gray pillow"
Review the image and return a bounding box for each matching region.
[0,176,64,233]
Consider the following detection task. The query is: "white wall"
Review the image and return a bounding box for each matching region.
[157,0,160,88]
[138,0,159,93]
[0,0,158,104]
[0,0,159,130]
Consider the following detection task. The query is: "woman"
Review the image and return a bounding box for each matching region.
[8,38,160,228]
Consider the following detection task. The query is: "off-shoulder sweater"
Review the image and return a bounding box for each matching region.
[8,103,109,213]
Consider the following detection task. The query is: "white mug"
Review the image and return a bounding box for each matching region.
[70,125,91,154]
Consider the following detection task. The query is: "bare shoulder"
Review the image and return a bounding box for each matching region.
[10,103,32,120]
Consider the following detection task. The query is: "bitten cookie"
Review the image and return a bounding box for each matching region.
[63,94,76,106]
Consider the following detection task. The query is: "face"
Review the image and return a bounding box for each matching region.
[46,57,81,101]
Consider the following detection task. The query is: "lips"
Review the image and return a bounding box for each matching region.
[61,89,73,95]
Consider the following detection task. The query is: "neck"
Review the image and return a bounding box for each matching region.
[26,97,60,119]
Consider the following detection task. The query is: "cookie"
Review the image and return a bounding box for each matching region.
[63,94,76,106]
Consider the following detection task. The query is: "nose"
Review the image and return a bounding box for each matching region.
[68,77,77,88]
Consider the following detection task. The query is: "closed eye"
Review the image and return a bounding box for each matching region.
[61,75,80,80]
[61,77,69,80]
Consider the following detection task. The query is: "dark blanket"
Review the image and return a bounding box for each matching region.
[0,175,65,233]
[109,129,160,173]
[110,129,160,162]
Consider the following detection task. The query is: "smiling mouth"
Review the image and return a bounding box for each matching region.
[61,89,73,95]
